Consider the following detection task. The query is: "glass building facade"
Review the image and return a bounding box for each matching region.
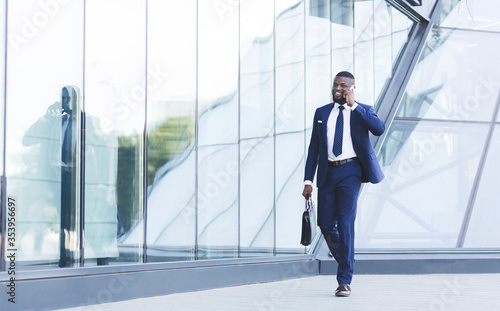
[0,0,499,276]
[358,0,500,249]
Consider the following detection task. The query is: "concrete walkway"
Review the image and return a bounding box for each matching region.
[59,273,500,311]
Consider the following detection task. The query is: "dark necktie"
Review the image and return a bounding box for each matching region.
[62,114,73,165]
[333,105,344,157]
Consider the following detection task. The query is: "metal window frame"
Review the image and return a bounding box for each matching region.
[374,0,443,152]
[385,0,430,23]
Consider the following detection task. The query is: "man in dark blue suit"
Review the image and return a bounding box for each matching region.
[303,71,385,297]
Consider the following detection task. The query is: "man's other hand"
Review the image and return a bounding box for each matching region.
[302,185,313,199]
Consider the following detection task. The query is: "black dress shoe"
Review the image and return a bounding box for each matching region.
[335,283,351,297]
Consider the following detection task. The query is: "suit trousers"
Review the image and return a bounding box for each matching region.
[317,159,362,285]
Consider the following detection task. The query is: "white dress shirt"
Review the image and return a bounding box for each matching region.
[304,102,358,186]
[327,102,357,161]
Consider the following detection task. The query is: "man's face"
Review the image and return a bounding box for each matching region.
[61,88,72,113]
[332,76,354,105]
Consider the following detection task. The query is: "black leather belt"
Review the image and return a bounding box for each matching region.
[328,157,357,167]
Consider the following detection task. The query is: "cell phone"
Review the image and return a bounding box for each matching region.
[344,85,354,99]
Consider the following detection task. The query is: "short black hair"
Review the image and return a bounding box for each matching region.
[335,71,355,80]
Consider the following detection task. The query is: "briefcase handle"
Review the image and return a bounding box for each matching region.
[305,198,313,213]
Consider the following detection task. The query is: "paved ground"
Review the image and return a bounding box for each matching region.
[59,273,500,311]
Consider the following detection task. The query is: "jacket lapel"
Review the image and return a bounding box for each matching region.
[321,103,334,148]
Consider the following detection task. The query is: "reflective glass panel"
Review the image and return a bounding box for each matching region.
[331,0,354,75]
[374,3,414,109]
[84,0,145,265]
[240,0,274,140]
[392,6,413,66]
[197,144,239,259]
[397,28,500,122]
[464,125,500,248]
[275,0,305,134]
[145,0,196,262]
[357,120,489,248]
[440,0,500,32]
[7,0,84,269]
[354,0,374,105]
[373,0,394,104]
[306,0,331,130]
[196,0,239,259]
[240,137,274,256]
[197,0,238,146]
[275,132,308,253]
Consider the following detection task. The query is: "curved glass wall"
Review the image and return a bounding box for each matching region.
[1,0,413,270]
[357,0,500,249]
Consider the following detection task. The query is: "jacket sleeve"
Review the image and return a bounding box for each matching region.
[353,104,385,136]
[304,109,320,182]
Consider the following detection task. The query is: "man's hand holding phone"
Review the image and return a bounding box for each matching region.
[345,85,355,107]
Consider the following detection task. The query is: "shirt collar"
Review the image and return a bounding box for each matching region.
[333,102,350,111]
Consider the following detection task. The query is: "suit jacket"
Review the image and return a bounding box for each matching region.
[304,101,385,188]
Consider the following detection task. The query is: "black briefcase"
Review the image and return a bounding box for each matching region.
[300,198,314,246]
